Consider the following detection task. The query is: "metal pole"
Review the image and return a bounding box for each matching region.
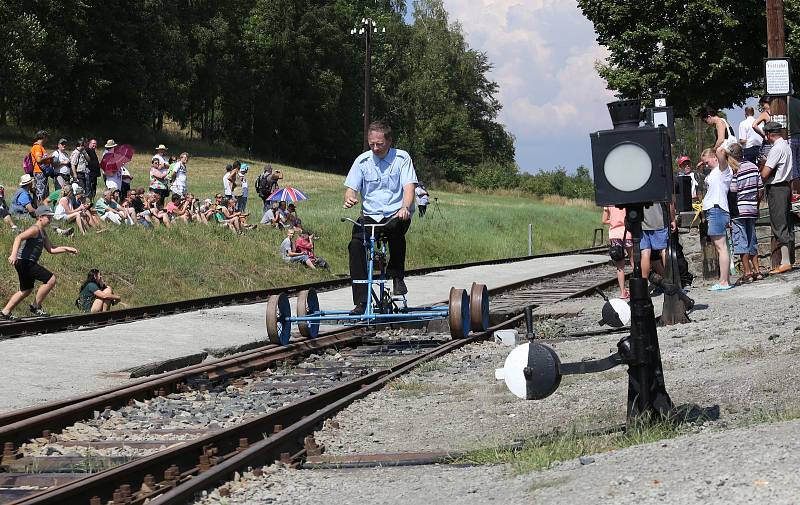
[528,224,533,256]
[766,0,787,130]
[363,22,372,151]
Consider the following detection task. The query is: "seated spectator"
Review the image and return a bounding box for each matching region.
[146,192,170,227]
[295,231,328,268]
[95,189,128,225]
[280,228,315,269]
[111,189,135,224]
[214,197,242,233]
[72,186,100,228]
[260,201,281,227]
[0,185,19,233]
[77,269,121,313]
[10,175,37,218]
[198,197,215,224]
[165,194,190,223]
[54,185,90,235]
[286,203,302,229]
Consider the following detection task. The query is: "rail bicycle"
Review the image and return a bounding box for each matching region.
[265,217,489,344]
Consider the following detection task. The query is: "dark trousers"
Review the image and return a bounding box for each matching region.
[742,146,760,165]
[348,215,411,305]
[766,182,792,246]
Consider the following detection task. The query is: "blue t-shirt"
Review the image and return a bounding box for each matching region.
[344,148,418,219]
[11,188,33,214]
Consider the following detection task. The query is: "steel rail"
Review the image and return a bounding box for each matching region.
[0,246,605,340]
[7,269,619,505]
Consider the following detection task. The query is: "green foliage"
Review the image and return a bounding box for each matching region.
[577,0,768,115]
[0,0,513,183]
[519,166,594,200]
[467,160,520,190]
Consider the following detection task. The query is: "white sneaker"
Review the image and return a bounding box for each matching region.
[55,227,75,236]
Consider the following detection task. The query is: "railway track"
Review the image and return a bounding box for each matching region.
[0,260,617,504]
[0,246,606,341]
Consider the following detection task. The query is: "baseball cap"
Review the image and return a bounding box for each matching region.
[35,206,55,217]
[677,156,691,166]
[58,138,68,145]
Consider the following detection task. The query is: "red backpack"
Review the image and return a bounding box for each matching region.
[22,153,34,175]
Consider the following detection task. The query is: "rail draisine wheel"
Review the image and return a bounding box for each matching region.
[448,287,470,339]
[297,289,320,338]
[266,293,292,345]
[469,282,489,332]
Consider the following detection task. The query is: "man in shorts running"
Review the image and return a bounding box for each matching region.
[0,206,79,319]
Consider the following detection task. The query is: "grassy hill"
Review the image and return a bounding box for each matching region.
[0,136,601,315]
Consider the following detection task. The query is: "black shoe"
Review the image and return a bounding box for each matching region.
[349,303,367,316]
[0,311,17,321]
[393,277,408,295]
[29,304,49,317]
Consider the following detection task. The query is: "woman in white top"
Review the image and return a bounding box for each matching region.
[699,146,734,290]
[54,185,89,235]
[170,152,189,195]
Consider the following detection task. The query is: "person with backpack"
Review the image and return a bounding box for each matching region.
[0,206,79,320]
[255,163,282,211]
[29,130,54,204]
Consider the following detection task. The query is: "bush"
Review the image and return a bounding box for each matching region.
[467,160,520,190]
[518,166,594,199]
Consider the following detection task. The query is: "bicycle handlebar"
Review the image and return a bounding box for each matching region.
[340,216,399,229]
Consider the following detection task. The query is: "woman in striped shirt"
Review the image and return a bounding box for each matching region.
[727,143,763,282]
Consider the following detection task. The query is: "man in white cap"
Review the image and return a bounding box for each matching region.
[0,206,78,319]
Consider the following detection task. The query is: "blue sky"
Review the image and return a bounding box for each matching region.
[441,0,754,174]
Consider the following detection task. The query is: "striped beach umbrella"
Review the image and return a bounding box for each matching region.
[267,186,309,202]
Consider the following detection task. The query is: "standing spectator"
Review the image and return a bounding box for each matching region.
[602,206,633,299]
[85,138,101,200]
[170,152,189,196]
[223,161,239,200]
[752,96,774,167]
[728,143,762,283]
[152,144,169,168]
[10,175,37,218]
[236,163,250,213]
[0,206,79,320]
[77,269,121,313]
[255,164,282,211]
[102,139,124,191]
[148,157,170,201]
[700,147,734,290]
[52,138,72,189]
[699,107,736,150]
[280,228,316,269]
[70,139,90,192]
[788,95,800,193]
[676,156,700,201]
[343,120,417,313]
[761,121,795,274]
[640,202,674,281]
[738,106,762,165]
[0,185,19,233]
[30,130,54,204]
[415,183,429,218]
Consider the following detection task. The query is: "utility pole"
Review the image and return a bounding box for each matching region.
[766,0,787,132]
[351,18,385,151]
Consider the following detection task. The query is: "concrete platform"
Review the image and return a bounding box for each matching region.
[0,254,607,413]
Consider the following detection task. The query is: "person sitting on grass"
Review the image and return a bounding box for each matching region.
[54,184,90,235]
[0,206,79,320]
[0,185,19,233]
[146,192,171,227]
[11,174,37,219]
[218,197,246,233]
[77,269,121,313]
[95,189,128,225]
[285,203,302,229]
[280,227,315,269]
[165,194,190,223]
[295,230,327,268]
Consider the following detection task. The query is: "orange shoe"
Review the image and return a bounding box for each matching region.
[769,264,793,275]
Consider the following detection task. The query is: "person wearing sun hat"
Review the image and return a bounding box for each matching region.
[0,205,79,320]
[152,144,168,169]
[101,139,126,192]
[10,174,37,218]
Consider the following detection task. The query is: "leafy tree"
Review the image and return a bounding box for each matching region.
[577,0,768,114]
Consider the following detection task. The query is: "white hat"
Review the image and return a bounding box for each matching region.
[104,139,117,149]
[106,180,118,190]
[155,144,168,151]
[19,174,34,186]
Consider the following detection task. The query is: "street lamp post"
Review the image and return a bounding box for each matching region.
[351,18,385,151]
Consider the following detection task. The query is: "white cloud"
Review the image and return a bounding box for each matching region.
[443,0,616,170]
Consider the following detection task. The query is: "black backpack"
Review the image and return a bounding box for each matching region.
[256,171,278,198]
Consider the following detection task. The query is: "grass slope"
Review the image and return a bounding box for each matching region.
[0,137,600,314]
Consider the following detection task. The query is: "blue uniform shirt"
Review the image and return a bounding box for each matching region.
[344,148,418,219]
